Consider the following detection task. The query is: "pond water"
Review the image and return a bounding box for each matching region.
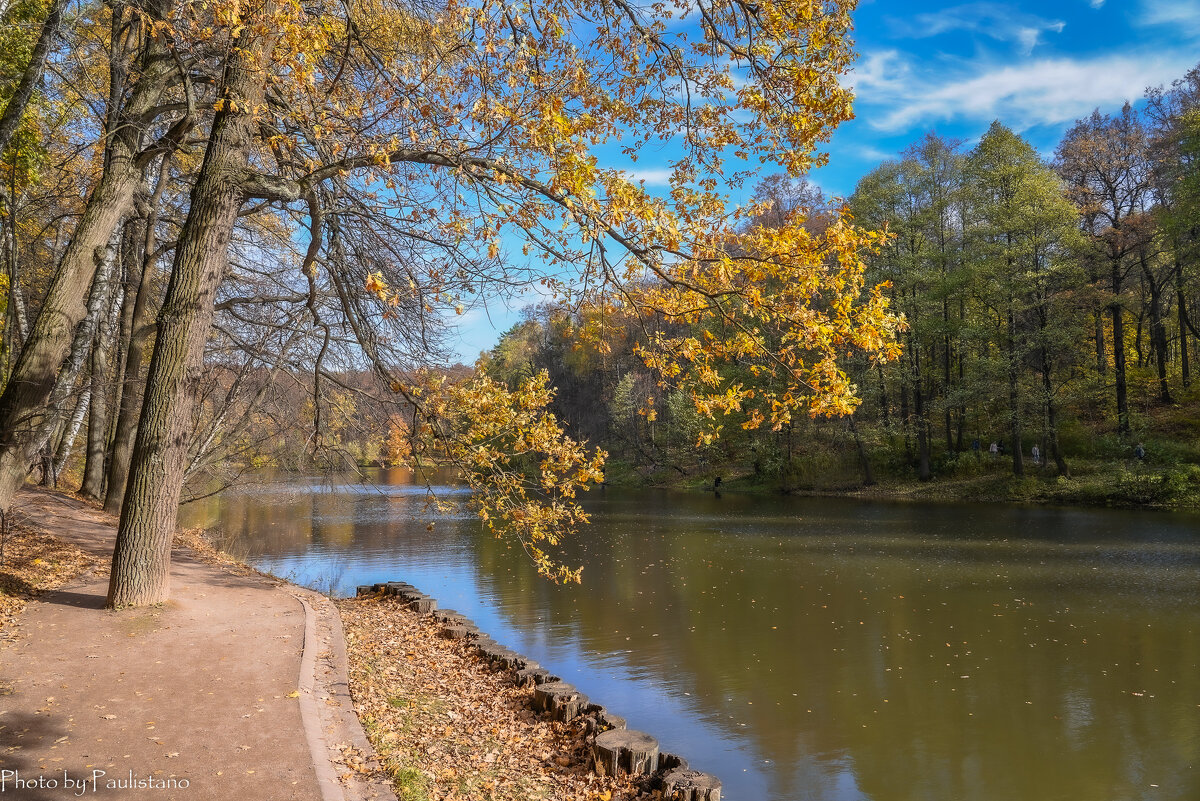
[180,469,1200,801]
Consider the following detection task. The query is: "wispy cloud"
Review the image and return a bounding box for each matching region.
[1137,0,1200,27]
[889,3,1065,55]
[854,51,1197,132]
[1088,0,1104,8]
[625,167,675,186]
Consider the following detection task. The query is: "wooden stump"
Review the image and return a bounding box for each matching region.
[532,681,588,721]
[440,625,472,640]
[407,595,437,613]
[515,667,553,687]
[592,729,658,776]
[662,768,721,800]
[658,753,688,771]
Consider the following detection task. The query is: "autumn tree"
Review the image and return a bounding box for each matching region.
[98,0,900,606]
[1055,105,1154,435]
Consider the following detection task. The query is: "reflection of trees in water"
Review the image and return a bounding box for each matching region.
[468,497,1200,801]
[190,483,1200,801]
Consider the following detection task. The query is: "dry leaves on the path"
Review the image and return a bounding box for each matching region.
[0,525,99,635]
[338,597,637,801]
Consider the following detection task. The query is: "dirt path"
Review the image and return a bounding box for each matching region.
[0,488,395,801]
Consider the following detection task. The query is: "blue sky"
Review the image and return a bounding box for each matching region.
[814,0,1200,196]
[449,0,1200,360]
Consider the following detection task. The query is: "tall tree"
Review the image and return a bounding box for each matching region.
[106,0,899,606]
[1056,105,1153,435]
[968,122,1080,477]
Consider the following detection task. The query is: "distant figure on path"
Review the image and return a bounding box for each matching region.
[1031,444,1040,465]
[989,441,998,458]
[972,438,981,458]
[1134,443,1146,462]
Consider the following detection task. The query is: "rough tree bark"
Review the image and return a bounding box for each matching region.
[107,13,279,607]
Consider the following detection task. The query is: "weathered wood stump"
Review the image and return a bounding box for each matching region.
[515,667,555,687]
[658,753,688,771]
[406,595,437,613]
[592,729,659,776]
[440,625,472,640]
[532,681,588,721]
[662,768,721,800]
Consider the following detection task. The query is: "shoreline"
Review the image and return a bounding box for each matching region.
[613,459,1200,513]
[1,489,666,801]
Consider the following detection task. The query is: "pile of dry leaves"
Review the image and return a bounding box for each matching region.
[0,524,98,634]
[338,597,638,801]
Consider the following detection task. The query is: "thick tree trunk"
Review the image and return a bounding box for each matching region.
[107,16,278,608]
[0,15,175,511]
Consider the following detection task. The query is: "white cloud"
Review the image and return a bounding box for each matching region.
[856,51,1197,132]
[890,3,1065,55]
[1138,0,1200,26]
[626,167,675,186]
[1089,0,1105,8]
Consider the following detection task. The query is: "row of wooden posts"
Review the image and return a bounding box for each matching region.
[358,581,723,801]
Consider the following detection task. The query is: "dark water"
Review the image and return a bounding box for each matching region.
[180,469,1200,801]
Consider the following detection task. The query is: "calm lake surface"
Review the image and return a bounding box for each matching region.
[180,470,1200,801]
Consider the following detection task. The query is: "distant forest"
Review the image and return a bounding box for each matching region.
[475,64,1200,503]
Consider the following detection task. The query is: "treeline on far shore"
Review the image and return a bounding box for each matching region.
[475,66,1200,509]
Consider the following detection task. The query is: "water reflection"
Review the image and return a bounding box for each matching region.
[180,472,1200,801]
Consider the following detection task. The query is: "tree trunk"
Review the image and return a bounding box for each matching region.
[0,13,175,511]
[50,384,90,483]
[847,414,875,486]
[910,341,931,481]
[0,0,67,157]
[105,158,169,514]
[1042,351,1069,478]
[1007,303,1024,478]
[107,16,278,608]
[1177,261,1190,388]
[81,267,125,498]
[1141,252,1171,404]
[1111,261,1130,435]
[27,238,119,469]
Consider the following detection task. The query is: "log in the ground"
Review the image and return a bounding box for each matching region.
[592,729,659,776]
[440,625,473,640]
[532,681,588,721]
[406,595,437,613]
[662,768,721,800]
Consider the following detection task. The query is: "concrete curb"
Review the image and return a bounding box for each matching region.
[287,585,399,801]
